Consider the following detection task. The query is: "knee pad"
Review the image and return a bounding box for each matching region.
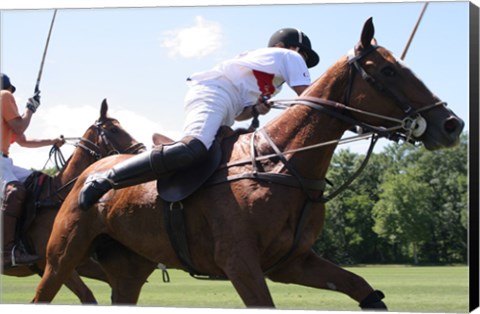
[150,137,207,176]
[1,182,27,218]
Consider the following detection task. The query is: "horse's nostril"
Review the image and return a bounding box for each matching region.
[444,117,464,134]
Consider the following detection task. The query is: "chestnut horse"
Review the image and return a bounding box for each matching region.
[2,99,145,303]
[33,18,464,308]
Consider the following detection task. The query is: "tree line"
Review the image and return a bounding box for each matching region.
[315,132,468,265]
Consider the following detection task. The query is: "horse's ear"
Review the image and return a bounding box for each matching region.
[359,17,375,50]
[100,98,108,121]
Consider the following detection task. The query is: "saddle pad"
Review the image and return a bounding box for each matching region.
[21,171,50,233]
[156,140,222,203]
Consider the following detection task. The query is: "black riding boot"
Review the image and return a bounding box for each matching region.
[78,137,207,210]
[2,182,40,268]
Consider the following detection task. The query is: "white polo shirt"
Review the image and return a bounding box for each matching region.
[184,47,311,148]
[188,47,310,108]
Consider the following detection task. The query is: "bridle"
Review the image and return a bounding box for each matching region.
[56,119,146,168]
[344,44,446,141]
[89,118,146,156]
[269,44,447,144]
[41,118,146,203]
[248,44,449,153]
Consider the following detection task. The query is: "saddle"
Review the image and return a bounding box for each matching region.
[155,126,240,202]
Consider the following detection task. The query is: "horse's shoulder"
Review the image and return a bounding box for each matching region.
[84,154,132,174]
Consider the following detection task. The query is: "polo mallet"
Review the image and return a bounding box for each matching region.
[400,2,429,138]
[400,2,429,61]
[34,9,57,95]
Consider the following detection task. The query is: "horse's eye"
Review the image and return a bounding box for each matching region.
[110,127,119,134]
[381,66,396,77]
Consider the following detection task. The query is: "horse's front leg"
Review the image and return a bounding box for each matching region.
[214,239,275,307]
[33,245,87,303]
[33,210,97,303]
[267,251,387,310]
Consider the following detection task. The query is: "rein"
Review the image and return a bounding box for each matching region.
[271,96,446,144]
[226,44,448,201]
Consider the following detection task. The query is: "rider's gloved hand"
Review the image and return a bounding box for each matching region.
[26,91,41,113]
[254,95,271,115]
[53,136,65,148]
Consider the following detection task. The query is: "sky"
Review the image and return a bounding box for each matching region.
[0,0,474,170]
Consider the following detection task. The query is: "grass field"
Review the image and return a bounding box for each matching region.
[0,265,470,312]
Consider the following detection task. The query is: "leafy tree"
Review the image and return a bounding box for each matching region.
[414,133,468,263]
[372,167,434,264]
[372,134,468,263]
[316,149,385,264]
[315,149,358,264]
[315,133,467,264]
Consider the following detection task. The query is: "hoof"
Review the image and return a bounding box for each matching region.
[359,290,388,311]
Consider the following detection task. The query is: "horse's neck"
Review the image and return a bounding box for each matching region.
[263,58,351,178]
[53,149,95,197]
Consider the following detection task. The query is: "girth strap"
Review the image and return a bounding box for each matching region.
[206,129,327,201]
[258,129,327,202]
[163,201,202,277]
[206,172,326,192]
[163,201,226,280]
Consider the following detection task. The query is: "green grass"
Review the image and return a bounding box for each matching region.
[0,265,470,312]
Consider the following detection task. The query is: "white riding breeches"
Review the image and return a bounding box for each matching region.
[183,78,243,150]
[1,156,32,197]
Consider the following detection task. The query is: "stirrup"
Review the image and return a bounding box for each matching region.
[10,242,39,267]
[11,244,19,267]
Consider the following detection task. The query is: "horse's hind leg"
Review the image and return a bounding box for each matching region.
[267,251,387,310]
[215,241,275,307]
[94,241,157,304]
[63,271,98,304]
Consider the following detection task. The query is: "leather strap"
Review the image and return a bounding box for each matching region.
[207,171,326,192]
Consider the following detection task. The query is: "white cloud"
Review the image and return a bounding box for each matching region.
[161,16,223,59]
[113,108,181,148]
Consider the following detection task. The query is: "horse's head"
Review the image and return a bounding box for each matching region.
[345,17,464,150]
[79,99,146,159]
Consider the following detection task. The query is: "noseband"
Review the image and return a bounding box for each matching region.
[345,44,446,141]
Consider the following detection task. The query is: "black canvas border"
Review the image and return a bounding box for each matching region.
[469,1,479,312]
